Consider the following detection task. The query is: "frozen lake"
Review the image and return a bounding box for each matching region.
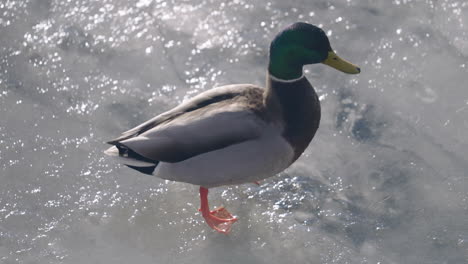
[1,0,468,263]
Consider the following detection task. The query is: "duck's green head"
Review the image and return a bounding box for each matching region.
[269,22,360,80]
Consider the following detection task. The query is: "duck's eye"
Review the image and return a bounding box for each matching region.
[332,57,338,60]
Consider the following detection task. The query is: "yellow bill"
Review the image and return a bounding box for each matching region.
[322,51,361,74]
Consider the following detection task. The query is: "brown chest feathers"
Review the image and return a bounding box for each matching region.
[265,76,321,162]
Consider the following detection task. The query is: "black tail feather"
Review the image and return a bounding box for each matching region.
[125,164,157,175]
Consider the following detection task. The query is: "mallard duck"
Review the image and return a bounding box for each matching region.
[105,22,360,234]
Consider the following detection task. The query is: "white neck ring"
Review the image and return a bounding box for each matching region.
[268,72,305,83]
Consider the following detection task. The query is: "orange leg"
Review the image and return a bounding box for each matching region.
[199,187,237,234]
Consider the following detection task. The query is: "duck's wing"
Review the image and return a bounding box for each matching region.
[106,84,266,163]
[107,85,256,144]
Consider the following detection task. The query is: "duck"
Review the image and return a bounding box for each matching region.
[104,22,360,234]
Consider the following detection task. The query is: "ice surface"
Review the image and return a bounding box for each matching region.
[1,0,467,263]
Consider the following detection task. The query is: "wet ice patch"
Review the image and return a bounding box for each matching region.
[1,0,468,263]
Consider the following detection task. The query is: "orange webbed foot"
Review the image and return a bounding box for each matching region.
[200,206,237,234]
[199,187,238,234]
